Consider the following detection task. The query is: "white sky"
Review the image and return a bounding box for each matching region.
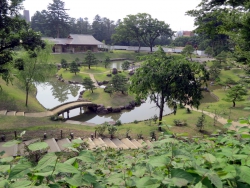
[22,0,200,31]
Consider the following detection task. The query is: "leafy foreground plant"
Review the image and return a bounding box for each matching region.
[1,122,250,187]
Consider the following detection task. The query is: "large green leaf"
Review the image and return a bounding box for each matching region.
[28,142,48,151]
[207,172,223,188]
[136,177,160,188]
[10,180,31,188]
[8,162,32,179]
[236,166,250,185]
[76,150,95,163]
[0,179,9,187]
[163,177,189,187]
[65,173,83,187]
[148,155,170,167]
[203,153,216,163]
[34,171,53,177]
[0,156,14,163]
[2,140,20,147]
[194,182,202,188]
[35,153,57,170]
[171,168,195,183]
[82,173,97,185]
[0,165,10,173]
[55,163,79,174]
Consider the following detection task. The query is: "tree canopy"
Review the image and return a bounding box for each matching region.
[112,13,173,52]
[83,50,98,69]
[15,43,56,106]
[186,0,250,61]
[82,77,96,93]
[0,0,45,84]
[129,47,209,131]
[223,85,248,107]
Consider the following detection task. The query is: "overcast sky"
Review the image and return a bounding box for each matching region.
[22,0,201,31]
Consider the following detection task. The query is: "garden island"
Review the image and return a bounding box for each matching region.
[1,0,250,187]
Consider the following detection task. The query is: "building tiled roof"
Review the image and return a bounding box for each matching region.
[42,34,103,45]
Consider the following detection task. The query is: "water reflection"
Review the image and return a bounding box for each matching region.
[36,81,84,109]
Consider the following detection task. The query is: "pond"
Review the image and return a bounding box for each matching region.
[36,80,172,124]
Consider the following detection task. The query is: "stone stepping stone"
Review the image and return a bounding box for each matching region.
[145,140,153,146]
[0,142,18,158]
[131,139,143,148]
[102,138,118,149]
[16,112,25,116]
[6,111,16,116]
[83,138,96,149]
[111,138,128,149]
[57,138,71,151]
[121,138,138,149]
[0,110,7,115]
[44,138,61,152]
[92,138,107,148]
[18,138,40,156]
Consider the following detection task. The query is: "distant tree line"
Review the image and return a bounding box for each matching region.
[30,0,173,47]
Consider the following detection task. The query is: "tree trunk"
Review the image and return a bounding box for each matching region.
[89,65,90,69]
[25,88,29,107]
[138,43,141,53]
[190,54,192,61]
[150,45,153,52]
[75,72,76,75]
[158,95,164,132]
[233,101,236,107]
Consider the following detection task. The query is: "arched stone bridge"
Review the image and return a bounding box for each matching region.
[24,101,97,118]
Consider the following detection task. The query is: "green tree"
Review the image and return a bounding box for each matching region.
[46,0,70,38]
[106,74,128,94]
[82,77,96,93]
[69,61,80,75]
[0,0,45,84]
[83,50,98,69]
[209,62,221,81]
[196,112,206,132]
[61,59,68,70]
[182,45,195,61]
[112,13,173,52]
[223,85,248,107]
[216,51,227,64]
[129,47,209,131]
[121,60,130,71]
[205,46,213,57]
[103,56,111,68]
[15,43,56,106]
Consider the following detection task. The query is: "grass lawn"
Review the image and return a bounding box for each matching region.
[199,88,250,121]
[51,50,149,63]
[0,79,45,112]
[80,66,108,74]
[83,88,135,107]
[57,69,89,82]
[219,69,245,83]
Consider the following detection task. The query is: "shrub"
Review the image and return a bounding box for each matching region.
[186,108,191,114]
[134,120,138,124]
[95,125,107,136]
[115,120,122,126]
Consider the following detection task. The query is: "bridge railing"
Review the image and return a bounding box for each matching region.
[49,100,91,111]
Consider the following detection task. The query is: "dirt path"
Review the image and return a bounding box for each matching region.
[187,106,247,131]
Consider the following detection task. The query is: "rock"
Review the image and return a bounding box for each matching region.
[120,106,125,110]
[98,81,103,86]
[129,71,134,75]
[107,106,113,112]
[61,79,64,82]
[112,68,118,74]
[112,107,121,113]
[125,104,133,110]
[107,74,112,77]
[141,100,146,103]
[129,101,136,107]
[75,81,79,84]
[103,80,109,84]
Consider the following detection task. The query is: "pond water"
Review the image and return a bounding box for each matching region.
[36,80,172,124]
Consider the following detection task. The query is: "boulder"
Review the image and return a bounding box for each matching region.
[120,106,125,110]
[107,106,113,112]
[112,107,121,113]
[106,74,112,77]
[125,104,133,110]
[103,80,109,84]
[112,68,118,74]
[129,71,134,75]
